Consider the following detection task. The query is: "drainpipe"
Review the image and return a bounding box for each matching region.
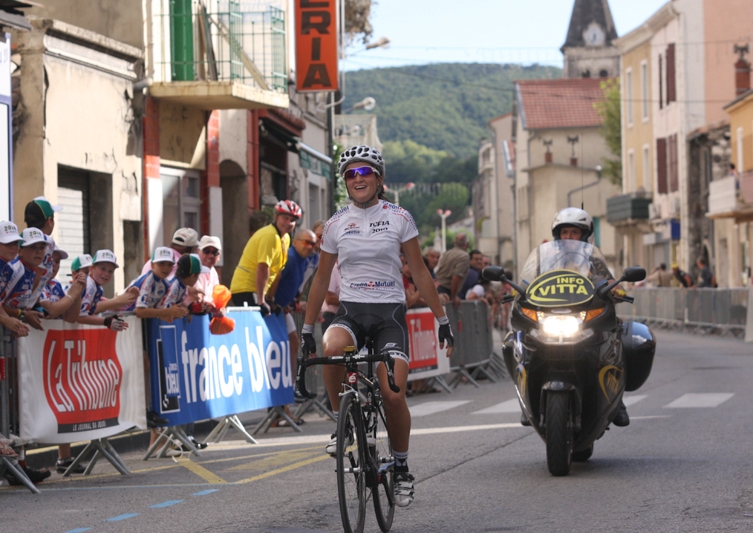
[567,165,602,209]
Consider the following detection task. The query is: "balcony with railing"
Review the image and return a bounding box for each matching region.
[606,192,653,225]
[147,0,289,110]
[707,172,753,222]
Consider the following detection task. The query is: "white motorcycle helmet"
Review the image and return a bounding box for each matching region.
[551,207,594,243]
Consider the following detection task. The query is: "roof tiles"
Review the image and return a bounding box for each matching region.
[516,78,610,130]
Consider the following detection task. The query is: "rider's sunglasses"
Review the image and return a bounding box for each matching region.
[343,166,380,180]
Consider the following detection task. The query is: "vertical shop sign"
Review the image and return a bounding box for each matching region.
[295,0,338,92]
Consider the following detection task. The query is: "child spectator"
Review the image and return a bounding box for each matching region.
[123,247,175,315]
[77,250,136,330]
[2,228,49,331]
[37,243,88,474]
[0,221,29,336]
[160,254,208,310]
[70,254,93,275]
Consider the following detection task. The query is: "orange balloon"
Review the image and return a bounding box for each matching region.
[210,315,235,335]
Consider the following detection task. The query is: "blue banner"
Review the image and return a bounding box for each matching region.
[146,309,292,426]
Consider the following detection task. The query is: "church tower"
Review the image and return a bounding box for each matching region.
[561,0,620,79]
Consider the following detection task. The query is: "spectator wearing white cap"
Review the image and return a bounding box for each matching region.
[127,247,189,323]
[76,250,136,330]
[36,243,89,474]
[2,228,50,330]
[140,227,200,277]
[38,244,86,322]
[195,236,222,309]
[0,221,29,336]
[22,196,63,317]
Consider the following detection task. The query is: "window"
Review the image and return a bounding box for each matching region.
[641,61,649,121]
[738,126,745,172]
[626,68,633,127]
[161,168,201,245]
[643,145,650,190]
[628,149,635,192]
[657,137,668,194]
[666,43,676,104]
[658,54,663,110]
[669,134,679,192]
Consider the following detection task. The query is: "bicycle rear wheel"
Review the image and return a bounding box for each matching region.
[372,402,395,532]
[337,392,367,533]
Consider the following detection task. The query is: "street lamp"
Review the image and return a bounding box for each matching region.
[342,96,376,113]
[386,182,415,206]
[437,209,452,253]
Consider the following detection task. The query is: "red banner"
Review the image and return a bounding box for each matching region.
[295,0,338,92]
[406,308,450,378]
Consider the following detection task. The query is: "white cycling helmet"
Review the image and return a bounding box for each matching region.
[552,207,593,242]
[338,145,385,177]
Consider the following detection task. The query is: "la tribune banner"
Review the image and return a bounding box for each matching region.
[17,317,145,444]
[407,308,450,379]
[145,309,292,426]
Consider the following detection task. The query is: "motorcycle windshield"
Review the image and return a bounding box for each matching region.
[519,241,612,286]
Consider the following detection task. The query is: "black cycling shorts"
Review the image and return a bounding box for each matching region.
[329,301,410,365]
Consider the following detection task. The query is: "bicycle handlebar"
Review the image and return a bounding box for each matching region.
[294,349,400,402]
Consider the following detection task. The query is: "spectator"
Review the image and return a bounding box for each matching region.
[230,200,301,313]
[481,255,492,269]
[272,228,318,427]
[434,233,471,307]
[0,221,29,336]
[0,228,56,484]
[423,247,441,279]
[640,263,673,287]
[70,254,93,275]
[123,247,177,317]
[671,263,694,288]
[2,228,50,330]
[195,236,223,311]
[466,277,491,304]
[37,243,88,474]
[22,197,62,312]
[696,256,717,288]
[159,254,208,309]
[141,227,199,277]
[459,249,484,300]
[77,250,135,329]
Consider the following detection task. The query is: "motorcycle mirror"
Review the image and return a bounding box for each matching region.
[621,266,646,283]
[482,266,505,282]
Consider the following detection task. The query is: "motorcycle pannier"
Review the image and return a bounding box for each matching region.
[621,320,656,392]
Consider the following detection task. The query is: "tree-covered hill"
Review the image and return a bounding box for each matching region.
[342,62,562,159]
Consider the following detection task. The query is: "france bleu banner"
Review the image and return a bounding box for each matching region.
[146,309,292,426]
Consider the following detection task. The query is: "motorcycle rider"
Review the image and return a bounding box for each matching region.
[547,207,630,427]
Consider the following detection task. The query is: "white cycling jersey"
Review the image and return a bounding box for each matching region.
[321,200,419,303]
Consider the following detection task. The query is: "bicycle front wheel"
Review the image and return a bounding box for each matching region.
[372,402,395,532]
[337,392,367,533]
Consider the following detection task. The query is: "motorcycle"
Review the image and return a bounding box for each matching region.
[483,240,656,476]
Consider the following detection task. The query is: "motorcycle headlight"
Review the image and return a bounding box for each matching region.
[538,314,582,338]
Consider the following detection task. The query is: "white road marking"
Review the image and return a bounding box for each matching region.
[623,395,648,407]
[472,399,521,414]
[663,393,734,408]
[409,400,471,417]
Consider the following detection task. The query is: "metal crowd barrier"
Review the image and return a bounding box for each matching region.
[444,301,506,388]
[626,287,749,336]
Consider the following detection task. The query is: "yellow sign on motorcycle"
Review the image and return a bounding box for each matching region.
[527,269,595,307]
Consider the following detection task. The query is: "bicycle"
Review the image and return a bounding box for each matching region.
[296,339,401,533]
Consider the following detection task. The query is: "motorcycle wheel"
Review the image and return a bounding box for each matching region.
[572,444,593,462]
[545,391,572,476]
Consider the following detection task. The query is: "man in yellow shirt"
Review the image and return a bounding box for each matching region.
[230,200,302,314]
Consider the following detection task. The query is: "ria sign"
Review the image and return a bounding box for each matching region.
[295,0,338,92]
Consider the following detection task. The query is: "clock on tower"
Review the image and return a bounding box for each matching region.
[583,22,605,47]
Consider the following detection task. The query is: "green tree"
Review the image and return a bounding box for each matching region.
[594,78,622,186]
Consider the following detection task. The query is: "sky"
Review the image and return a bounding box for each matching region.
[341,0,669,71]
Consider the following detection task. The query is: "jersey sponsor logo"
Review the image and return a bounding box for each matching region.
[349,280,397,290]
[369,220,389,228]
[371,227,388,234]
[347,222,359,230]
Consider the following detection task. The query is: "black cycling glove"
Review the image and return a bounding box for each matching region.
[301,323,317,357]
[438,316,454,350]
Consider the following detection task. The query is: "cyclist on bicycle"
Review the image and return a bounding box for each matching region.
[300,145,454,508]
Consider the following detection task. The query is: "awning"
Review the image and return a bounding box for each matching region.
[298,142,332,178]
[0,9,30,31]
